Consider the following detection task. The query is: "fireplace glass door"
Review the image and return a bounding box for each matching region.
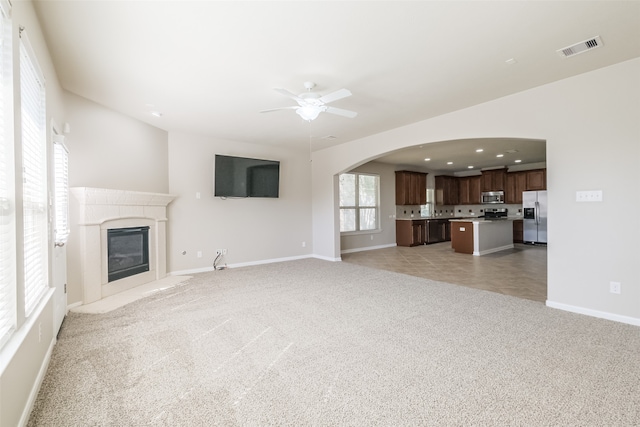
[107,226,150,282]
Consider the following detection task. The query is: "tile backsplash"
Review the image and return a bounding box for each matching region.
[398,204,524,219]
[396,205,422,219]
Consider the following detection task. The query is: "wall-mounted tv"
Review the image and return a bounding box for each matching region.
[214,154,280,198]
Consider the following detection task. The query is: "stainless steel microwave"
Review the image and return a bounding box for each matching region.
[481,191,504,204]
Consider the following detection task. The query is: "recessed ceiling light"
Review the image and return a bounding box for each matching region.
[424,158,431,161]
[514,159,522,163]
[506,58,518,65]
[150,111,163,117]
[475,149,484,153]
[496,154,504,158]
[468,166,474,169]
[447,161,453,165]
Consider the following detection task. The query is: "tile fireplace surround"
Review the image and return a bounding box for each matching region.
[71,187,175,305]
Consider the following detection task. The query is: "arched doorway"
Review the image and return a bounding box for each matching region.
[337,137,548,302]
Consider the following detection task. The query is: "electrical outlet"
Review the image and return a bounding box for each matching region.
[216,249,222,255]
[38,322,42,343]
[222,249,227,255]
[301,241,306,248]
[197,251,202,258]
[609,281,621,294]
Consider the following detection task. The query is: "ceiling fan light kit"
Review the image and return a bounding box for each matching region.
[296,105,324,121]
[261,81,357,121]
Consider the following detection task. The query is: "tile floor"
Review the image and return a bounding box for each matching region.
[341,242,547,302]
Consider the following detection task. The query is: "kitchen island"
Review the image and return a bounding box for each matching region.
[450,218,515,256]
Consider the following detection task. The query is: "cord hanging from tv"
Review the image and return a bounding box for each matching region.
[214,154,280,198]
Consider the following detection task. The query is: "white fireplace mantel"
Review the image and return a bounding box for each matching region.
[71,187,176,304]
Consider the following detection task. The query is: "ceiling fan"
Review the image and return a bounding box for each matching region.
[261,82,358,121]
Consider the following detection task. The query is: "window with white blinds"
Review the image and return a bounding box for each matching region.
[0,0,15,345]
[53,138,69,245]
[20,34,48,317]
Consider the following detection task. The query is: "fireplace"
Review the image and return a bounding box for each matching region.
[108,226,150,282]
[70,187,175,304]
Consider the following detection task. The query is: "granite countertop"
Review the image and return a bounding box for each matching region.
[397,216,524,221]
[449,217,522,223]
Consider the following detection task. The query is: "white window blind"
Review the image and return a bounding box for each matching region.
[20,34,48,317]
[339,172,380,233]
[0,0,15,345]
[53,138,69,245]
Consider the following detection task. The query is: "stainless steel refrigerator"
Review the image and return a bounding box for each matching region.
[523,190,547,244]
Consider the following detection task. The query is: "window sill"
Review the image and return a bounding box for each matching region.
[340,229,382,237]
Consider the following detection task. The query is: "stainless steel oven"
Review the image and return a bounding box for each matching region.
[481,191,504,204]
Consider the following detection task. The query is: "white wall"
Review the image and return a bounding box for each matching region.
[167,132,312,274]
[0,1,67,426]
[312,58,640,324]
[63,92,170,305]
[63,91,169,193]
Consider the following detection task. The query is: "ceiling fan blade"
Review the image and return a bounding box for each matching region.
[325,106,358,118]
[260,106,298,113]
[273,88,304,103]
[319,88,352,104]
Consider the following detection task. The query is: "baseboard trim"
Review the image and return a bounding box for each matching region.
[227,254,314,269]
[340,243,397,255]
[170,254,319,276]
[311,254,342,262]
[18,337,55,427]
[474,244,514,256]
[546,300,640,327]
[66,301,82,311]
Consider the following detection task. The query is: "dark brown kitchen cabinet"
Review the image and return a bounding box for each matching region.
[451,221,474,254]
[526,169,546,190]
[458,176,481,205]
[506,169,546,202]
[435,175,458,205]
[396,219,426,247]
[425,219,452,244]
[481,168,506,192]
[395,171,427,205]
[505,171,527,204]
[513,219,523,243]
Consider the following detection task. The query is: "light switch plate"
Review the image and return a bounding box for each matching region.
[576,190,603,202]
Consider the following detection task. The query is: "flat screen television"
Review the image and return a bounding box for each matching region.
[214,154,280,198]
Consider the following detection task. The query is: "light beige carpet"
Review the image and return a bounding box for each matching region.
[28,259,640,426]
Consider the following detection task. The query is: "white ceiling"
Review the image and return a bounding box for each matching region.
[33,1,640,171]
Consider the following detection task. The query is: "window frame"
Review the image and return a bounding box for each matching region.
[20,30,49,318]
[53,135,69,246]
[339,172,381,235]
[0,0,15,348]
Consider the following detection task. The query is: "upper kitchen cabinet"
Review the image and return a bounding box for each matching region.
[458,175,481,205]
[435,175,458,205]
[526,169,546,190]
[505,168,546,203]
[395,171,427,205]
[505,171,527,204]
[481,168,506,192]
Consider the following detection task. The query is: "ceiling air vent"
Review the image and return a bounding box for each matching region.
[557,36,603,58]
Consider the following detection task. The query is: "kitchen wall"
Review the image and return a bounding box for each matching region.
[312,58,640,325]
[167,132,312,274]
